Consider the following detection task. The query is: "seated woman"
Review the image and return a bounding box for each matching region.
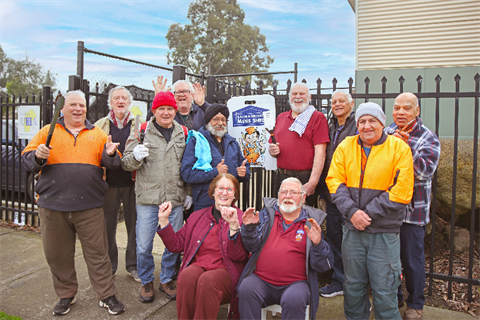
[157,173,249,320]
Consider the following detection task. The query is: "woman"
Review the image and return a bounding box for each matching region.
[157,173,248,320]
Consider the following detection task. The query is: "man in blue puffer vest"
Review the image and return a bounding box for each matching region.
[181,103,251,210]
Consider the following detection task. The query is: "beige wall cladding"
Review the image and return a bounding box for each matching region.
[356,0,480,70]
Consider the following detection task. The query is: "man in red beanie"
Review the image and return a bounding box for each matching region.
[122,91,190,303]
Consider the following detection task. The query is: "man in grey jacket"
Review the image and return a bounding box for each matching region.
[122,91,189,303]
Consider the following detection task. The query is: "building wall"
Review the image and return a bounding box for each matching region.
[355,0,480,70]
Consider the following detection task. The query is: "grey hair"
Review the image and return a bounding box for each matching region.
[279,177,305,193]
[332,90,353,103]
[107,86,133,110]
[288,82,311,102]
[172,80,195,94]
[64,90,86,101]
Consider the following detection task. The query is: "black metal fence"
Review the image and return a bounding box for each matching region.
[0,86,54,225]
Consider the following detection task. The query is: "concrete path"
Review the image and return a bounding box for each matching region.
[0,223,474,320]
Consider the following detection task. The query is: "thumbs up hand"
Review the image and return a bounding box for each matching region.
[237,159,247,177]
[217,159,228,174]
[105,135,120,156]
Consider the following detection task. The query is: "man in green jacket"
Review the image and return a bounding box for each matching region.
[122,91,189,303]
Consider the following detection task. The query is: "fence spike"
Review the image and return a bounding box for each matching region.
[417,75,423,83]
[399,76,405,83]
[381,76,387,83]
[474,73,480,82]
[435,75,442,82]
[301,79,307,84]
[317,78,322,85]
[454,74,461,82]
[364,77,370,84]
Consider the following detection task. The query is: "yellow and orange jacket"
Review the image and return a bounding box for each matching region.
[22,117,121,212]
[326,132,414,233]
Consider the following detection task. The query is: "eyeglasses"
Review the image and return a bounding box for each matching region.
[216,186,235,194]
[212,117,228,124]
[173,90,190,96]
[278,189,304,197]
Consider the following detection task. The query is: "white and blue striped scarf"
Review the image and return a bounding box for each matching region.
[289,105,315,137]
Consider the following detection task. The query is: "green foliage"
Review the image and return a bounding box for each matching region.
[166,0,274,87]
[0,45,57,97]
[0,311,22,320]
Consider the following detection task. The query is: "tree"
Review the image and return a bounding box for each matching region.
[166,0,274,86]
[0,45,57,97]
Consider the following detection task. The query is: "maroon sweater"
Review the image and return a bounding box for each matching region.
[254,211,307,286]
[157,206,248,319]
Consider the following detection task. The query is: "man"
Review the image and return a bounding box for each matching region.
[326,102,414,320]
[385,92,440,320]
[237,177,333,320]
[152,76,210,130]
[319,90,357,298]
[22,90,125,315]
[122,91,189,303]
[95,86,143,282]
[181,103,250,211]
[269,82,329,207]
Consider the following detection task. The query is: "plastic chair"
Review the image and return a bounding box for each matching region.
[261,304,310,320]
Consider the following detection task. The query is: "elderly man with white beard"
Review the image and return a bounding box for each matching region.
[181,103,250,211]
[237,177,333,320]
[269,82,329,207]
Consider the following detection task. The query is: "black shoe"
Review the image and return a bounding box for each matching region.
[99,295,125,315]
[53,296,76,315]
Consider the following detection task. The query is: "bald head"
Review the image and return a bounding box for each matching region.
[393,92,420,129]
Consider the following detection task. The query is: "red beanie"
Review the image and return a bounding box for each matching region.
[152,91,177,110]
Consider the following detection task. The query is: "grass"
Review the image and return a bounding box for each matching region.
[0,312,22,320]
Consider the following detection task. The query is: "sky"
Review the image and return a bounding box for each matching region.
[0,0,356,94]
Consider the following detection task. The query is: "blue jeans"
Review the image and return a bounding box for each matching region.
[397,223,426,310]
[342,226,402,320]
[325,201,345,287]
[136,204,183,286]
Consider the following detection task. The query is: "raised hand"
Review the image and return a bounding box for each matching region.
[242,207,259,225]
[217,159,228,174]
[220,206,240,229]
[152,75,170,94]
[133,144,149,161]
[304,218,322,245]
[105,135,120,155]
[269,143,280,157]
[35,144,51,160]
[237,159,247,177]
[393,130,410,144]
[192,82,205,106]
[158,201,172,228]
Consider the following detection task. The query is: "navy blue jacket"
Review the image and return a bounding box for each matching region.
[181,126,250,210]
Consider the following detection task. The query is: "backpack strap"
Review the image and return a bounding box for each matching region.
[181,125,188,140]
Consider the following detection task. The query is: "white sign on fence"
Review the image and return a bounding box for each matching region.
[17,106,40,139]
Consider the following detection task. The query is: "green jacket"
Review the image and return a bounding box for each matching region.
[121,118,188,207]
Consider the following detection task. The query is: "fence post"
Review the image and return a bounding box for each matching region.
[294,63,298,83]
[69,75,81,91]
[206,76,215,103]
[42,86,52,126]
[77,41,84,90]
[173,65,186,83]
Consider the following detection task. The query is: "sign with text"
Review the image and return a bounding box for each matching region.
[17,106,40,139]
[228,95,276,170]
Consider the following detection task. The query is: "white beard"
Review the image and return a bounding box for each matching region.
[290,101,309,114]
[206,122,227,138]
[278,199,302,214]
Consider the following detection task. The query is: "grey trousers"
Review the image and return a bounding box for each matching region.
[103,185,137,274]
[39,206,117,300]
